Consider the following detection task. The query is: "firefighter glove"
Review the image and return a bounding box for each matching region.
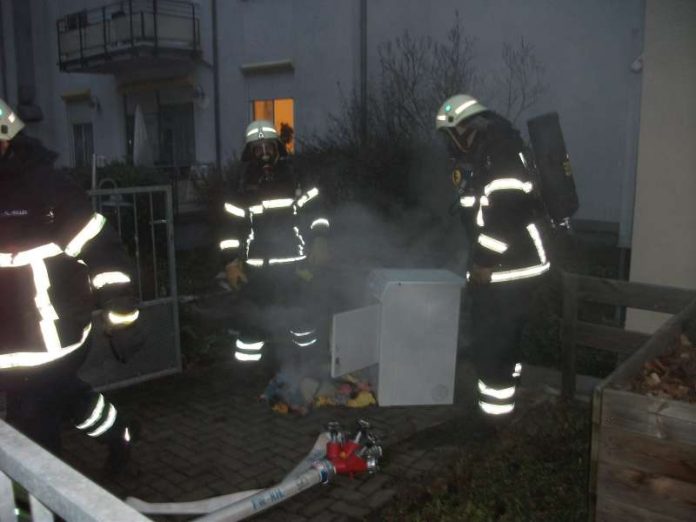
[225,260,248,290]
[308,236,330,266]
[107,321,145,363]
[469,264,493,286]
[296,268,314,282]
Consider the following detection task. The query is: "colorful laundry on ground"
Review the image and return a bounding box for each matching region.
[260,371,377,415]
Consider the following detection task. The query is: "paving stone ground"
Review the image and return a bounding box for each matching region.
[59,357,478,521]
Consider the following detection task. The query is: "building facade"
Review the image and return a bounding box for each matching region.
[0,0,645,242]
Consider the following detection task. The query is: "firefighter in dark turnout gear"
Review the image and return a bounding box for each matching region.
[220,120,330,363]
[0,99,143,471]
[436,95,550,417]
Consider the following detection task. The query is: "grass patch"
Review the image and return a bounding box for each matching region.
[377,399,590,521]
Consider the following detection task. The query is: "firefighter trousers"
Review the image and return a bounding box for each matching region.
[232,263,329,367]
[1,338,130,455]
[469,275,544,415]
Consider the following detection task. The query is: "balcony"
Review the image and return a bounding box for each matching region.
[57,0,201,74]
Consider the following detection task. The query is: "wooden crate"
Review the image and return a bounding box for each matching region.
[560,273,695,400]
[590,296,696,521]
[558,273,696,519]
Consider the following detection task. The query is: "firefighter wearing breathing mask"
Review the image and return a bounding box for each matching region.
[220,121,330,364]
[436,95,550,419]
[0,98,143,472]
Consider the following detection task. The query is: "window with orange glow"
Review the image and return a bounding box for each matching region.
[251,98,295,153]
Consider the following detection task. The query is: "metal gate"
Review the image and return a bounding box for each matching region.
[79,185,181,390]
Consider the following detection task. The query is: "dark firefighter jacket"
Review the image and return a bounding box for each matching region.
[0,135,138,370]
[457,115,550,283]
[219,160,330,268]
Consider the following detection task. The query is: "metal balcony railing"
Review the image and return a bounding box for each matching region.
[57,0,200,72]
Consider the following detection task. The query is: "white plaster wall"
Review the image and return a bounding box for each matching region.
[627,0,696,333]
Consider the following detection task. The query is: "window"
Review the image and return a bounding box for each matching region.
[65,11,88,31]
[159,103,195,167]
[125,103,195,166]
[73,123,94,168]
[125,112,158,165]
[251,98,295,153]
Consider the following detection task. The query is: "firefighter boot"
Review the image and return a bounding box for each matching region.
[104,420,141,476]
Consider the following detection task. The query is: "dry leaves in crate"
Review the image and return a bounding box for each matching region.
[628,333,696,403]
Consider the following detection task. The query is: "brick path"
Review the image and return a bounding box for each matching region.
[61,357,478,521]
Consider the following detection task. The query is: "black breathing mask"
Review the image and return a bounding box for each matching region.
[451,161,474,195]
[448,161,475,216]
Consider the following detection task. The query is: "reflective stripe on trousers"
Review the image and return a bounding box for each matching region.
[235,338,264,362]
[74,393,120,438]
[290,328,317,348]
[477,379,516,416]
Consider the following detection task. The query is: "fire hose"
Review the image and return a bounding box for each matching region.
[126,419,382,521]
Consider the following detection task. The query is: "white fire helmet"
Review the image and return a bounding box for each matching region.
[435,94,489,153]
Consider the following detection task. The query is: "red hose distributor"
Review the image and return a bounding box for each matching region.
[325,420,382,478]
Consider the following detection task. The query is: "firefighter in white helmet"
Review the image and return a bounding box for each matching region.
[219,120,330,364]
[0,98,143,472]
[436,95,550,418]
